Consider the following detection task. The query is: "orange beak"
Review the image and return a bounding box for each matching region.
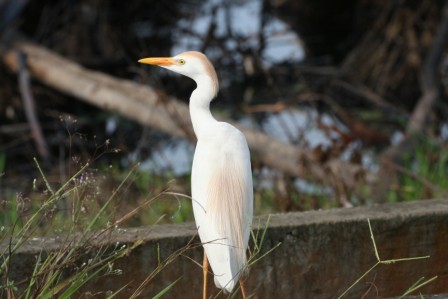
[138,57,175,66]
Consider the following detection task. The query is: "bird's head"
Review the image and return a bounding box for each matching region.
[139,51,219,97]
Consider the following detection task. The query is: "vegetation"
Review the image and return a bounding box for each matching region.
[386,139,448,202]
[0,153,283,298]
[0,0,447,297]
[0,158,166,298]
[338,219,436,299]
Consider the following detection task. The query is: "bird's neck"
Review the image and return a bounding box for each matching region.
[189,75,218,139]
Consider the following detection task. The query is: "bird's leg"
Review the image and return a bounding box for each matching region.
[239,278,247,299]
[203,252,209,299]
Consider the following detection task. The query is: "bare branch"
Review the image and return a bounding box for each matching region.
[17,50,49,159]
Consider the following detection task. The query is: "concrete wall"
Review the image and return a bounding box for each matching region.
[4,199,448,298]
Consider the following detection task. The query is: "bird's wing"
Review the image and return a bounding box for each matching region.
[191,125,253,292]
[204,154,252,291]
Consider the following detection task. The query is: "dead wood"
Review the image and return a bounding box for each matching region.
[0,30,367,192]
[17,50,49,160]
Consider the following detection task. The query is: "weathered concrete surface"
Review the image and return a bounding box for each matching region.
[4,199,448,298]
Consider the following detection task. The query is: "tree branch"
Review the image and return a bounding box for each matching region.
[17,50,49,159]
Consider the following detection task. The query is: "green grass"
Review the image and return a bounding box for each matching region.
[0,149,284,298]
[0,158,185,298]
[386,139,448,202]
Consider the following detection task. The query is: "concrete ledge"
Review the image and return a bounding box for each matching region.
[4,199,448,298]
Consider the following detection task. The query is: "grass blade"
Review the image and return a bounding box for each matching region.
[152,276,182,299]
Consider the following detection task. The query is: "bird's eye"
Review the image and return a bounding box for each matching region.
[179,59,186,65]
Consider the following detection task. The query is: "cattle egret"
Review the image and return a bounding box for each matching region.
[139,51,253,298]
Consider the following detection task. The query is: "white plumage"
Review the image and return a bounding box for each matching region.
[192,121,253,292]
[139,51,253,295]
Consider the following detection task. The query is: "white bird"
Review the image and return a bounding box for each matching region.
[139,51,253,298]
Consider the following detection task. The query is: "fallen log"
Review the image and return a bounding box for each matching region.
[0,30,366,192]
